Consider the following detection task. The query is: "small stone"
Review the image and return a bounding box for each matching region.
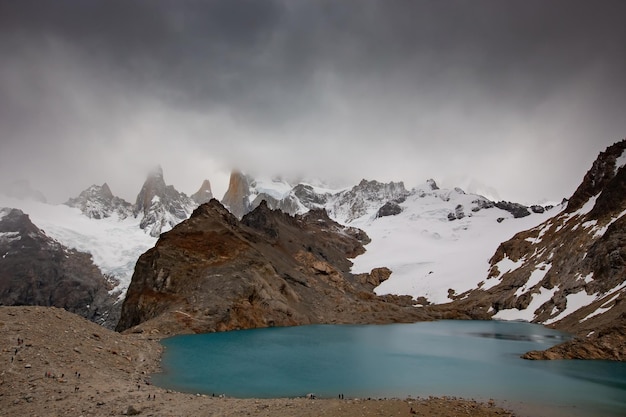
[125,404,141,415]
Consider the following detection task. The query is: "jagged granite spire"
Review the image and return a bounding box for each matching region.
[191,179,213,205]
[65,183,132,219]
[133,165,195,237]
[221,170,253,219]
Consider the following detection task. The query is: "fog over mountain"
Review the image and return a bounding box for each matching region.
[1,0,625,204]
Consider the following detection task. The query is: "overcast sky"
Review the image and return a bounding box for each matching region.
[1,0,625,204]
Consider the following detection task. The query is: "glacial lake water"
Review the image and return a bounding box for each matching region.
[153,321,626,417]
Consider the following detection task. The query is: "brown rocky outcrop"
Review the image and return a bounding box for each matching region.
[220,170,252,219]
[116,199,430,335]
[443,139,626,360]
[0,208,119,328]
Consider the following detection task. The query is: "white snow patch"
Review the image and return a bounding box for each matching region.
[492,256,525,279]
[493,286,558,322]
[582,219,597,229]
[0,231,21,242]
[615,148,626,174]
[582,272,594,284]
[591,208,626,239]
[514,263,551,297]
[544,290,597,325]
[580,290,622,322]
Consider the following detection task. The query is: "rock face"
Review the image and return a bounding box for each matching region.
[447,139,626,360]
[133,166,196,237]
[221,171,253,219]
[190,179,213,205]
[0,208,119,328]
[65,183,133,219]
[329,179,409,223]
[116,199,430,334]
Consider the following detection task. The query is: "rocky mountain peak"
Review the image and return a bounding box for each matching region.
[426,179,439,190]
[330,179,409,223]
[134,167,168,216]
[191,179,213,205]
[65,183,132,220]
[221,170,253,219]
[100,182,114,199]
[566,138,626,214]
[133,166,196,237]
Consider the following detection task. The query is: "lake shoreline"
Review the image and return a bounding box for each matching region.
[1,306,528,416]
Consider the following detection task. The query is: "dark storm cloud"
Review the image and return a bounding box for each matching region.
[0,1,625,203]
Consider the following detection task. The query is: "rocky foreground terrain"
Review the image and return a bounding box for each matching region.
[1,306,516,417]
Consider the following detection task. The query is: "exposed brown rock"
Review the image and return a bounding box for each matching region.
[221,170,252,219]
[116,199,430,335]
[522,320,626,360]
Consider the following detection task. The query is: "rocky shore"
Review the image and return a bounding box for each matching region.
[1,306,516,417]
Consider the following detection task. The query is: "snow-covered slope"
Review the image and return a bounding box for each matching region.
[347,182,560,304]
[0,195,157,297]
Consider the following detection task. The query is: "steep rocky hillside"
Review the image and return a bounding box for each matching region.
[0,208,119,328]
[444,139,626,360]
[116,199,430,334]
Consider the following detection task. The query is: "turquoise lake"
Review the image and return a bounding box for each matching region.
[153,321,626,417]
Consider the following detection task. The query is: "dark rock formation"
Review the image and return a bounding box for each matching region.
[116,199,429,335]
[65,183,133,219]
[0,208,119,328]
[376,201,403,218]
[426,178,439,190]
[566,140,626,214]
[494,201,531,218]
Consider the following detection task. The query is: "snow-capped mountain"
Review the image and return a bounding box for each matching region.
[217,172,557,306]
[0,195,157,298]
[65,183,133,220]
[0,207,119,327]
[7,140,622,344]
[0,167,212,298]
[133,166,198,237]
